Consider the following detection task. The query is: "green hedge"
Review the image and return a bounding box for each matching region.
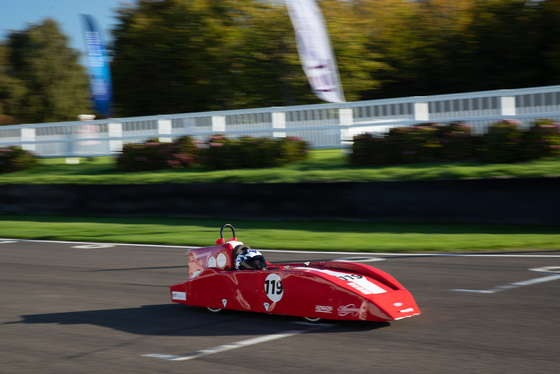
[0,146,38,173]
[351,119,560,166]
[116,136,199,171]
[200,136,308,170]
[521,119,560,161]
[116,135,309,172]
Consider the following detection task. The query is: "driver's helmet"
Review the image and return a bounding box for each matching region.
[235,248,267,270]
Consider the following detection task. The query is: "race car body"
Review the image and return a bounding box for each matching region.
[169,225,421,322]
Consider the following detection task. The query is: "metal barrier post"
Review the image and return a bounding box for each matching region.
[501,96,516,116]
[158,119,172,142]
[21,128,36,152]
[212,115,226,133]
[414,102,429,121]
[339,107,353,146]
[272,111,286,138]
[109,122,123,152]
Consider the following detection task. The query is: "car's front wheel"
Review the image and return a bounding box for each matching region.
[302,316,322,323]
[207,307,223,313]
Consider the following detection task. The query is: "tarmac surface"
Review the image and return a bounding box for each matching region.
[1,239,559,373]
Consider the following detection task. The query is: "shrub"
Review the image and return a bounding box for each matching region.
[116,136,199,171]
[386,124,441,164]
[352,119,560,166]
[0,146,38,173]
[277,136,309,164]
[199,136,309,170]
[522,119,560,160]
[350,133,387,166]
[117,135,309,172]
[436,122,478,161]
[479,120,525,163]
[351,124,442,166]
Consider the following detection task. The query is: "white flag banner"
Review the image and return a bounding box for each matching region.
[285,0,345,103]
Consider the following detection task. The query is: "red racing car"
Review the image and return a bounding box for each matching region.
[170,224,421,322]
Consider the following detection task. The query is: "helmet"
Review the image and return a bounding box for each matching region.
[235,247,267,270]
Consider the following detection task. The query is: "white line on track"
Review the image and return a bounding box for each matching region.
[143,323,334,361]
[2,238,560,258]
[451,267,560,293]
[0,238,198,249]
[451,274,560,293]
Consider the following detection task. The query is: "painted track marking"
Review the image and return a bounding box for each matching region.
[143,323,333,361]
[72,244,115,249]
[334,257,385,263]
[451,266,560,294]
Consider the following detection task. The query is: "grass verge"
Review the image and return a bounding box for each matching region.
[0,149,559,184]
[0,215,559,252]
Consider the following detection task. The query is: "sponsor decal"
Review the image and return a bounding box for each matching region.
[207,256,217,268]
[347,279,387,295]
[294,268,387,294]
[315,305,333,314]
[263,302,270,311]
[217,253,227,268]
[336,274,364,281]
[264,273,284,302]
[172,291,186,301]
[222,299,228,307]
[338,304,360,317]
[400,308,414,313]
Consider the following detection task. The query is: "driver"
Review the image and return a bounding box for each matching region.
[235,247,267,270]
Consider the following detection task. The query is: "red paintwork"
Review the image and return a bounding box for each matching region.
[170,235,421,322]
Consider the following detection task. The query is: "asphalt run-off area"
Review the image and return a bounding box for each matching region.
[1,239,559,374]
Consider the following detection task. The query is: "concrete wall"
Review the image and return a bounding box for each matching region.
[0,178,557,224]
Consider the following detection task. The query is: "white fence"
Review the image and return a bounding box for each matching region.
[2,85,560,157]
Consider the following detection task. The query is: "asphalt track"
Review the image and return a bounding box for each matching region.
[1,239,559,374]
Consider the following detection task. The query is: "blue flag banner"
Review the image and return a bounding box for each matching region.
[81,14,113,117]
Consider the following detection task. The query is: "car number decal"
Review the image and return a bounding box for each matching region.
[264,273,284,302]
[295,267,387,294]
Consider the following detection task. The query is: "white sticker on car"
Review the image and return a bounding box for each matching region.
[315,305,333,313]
[264,273,284,302]
[294,268,387,295]
[348,279,386,295]
[207,256,217,268]
[338,304,360,317]
[172,291,186,301]
[217,253,227,268]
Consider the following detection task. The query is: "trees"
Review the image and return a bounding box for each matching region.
[0,44,24,125]
[8,19,91,123]
[111,0,299,115]
[110,0,383,116]
[1,19,91,124]
[4,1,560,123]
[359,0,560,99]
